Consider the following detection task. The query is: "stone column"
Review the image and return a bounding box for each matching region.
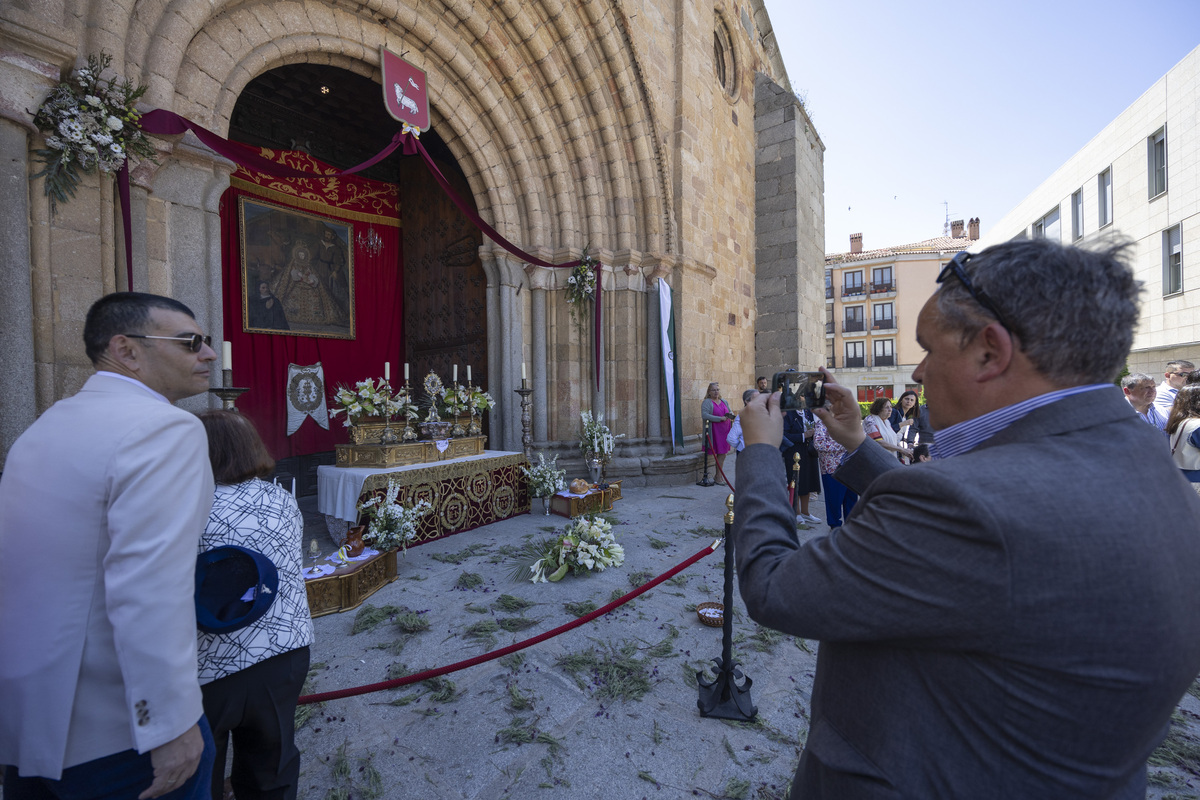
[530,283,548,444]
[0,119,37,470]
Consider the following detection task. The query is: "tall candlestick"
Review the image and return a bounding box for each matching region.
[467,365,472,384]
[453,364,458,383]
[404,362,410,381]
[384,362,390,382]
[522,362,527,381]
[222,341,232,370]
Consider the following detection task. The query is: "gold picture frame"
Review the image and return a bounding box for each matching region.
[239,196,355,339]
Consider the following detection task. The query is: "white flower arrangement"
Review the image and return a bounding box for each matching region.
[328,379,417,427]
[469,388,494,413]
[442,382,471,416]
[580,410,623,463]
[564,246,599,338]
[358,479,432,553]
[522,453,567,498]
[523,515,625,583]
[32,53,157,206]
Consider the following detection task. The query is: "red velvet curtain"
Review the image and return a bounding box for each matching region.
[218,159,403,459]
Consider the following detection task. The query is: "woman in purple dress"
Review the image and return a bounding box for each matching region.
[701,382,735,484]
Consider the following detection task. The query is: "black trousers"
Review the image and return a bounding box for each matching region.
[200,646,310,800]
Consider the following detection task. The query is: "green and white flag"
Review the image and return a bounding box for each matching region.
[659,278,683,451]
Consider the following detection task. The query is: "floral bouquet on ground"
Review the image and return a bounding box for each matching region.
[328,379,416,427]
[509,514,624,583]
[522,453,567,498]
[358,479,432,554]
[32,52,158,205]
[580,410,623,463]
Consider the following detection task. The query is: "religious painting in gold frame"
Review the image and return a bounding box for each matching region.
[239,196,356,339]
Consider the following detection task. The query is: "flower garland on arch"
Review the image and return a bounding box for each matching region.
[32,53,157,207]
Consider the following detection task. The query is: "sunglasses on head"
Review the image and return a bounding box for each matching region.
[936,251,1015,333]
[123,333,213,353]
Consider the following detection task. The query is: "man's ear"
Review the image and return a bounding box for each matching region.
[974,322,1015,383]
[105,335,142,372]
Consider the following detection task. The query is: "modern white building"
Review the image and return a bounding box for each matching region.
[975,44,1200,375]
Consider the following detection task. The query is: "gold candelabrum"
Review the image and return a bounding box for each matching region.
[209,368,249,411]
[401,379,419,442]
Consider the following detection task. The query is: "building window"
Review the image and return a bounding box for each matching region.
[1098,168,1112,227]
[845,341,865,368]
[825,270,832,299]
[1071,189,1083,241]
[873,339,894,367]
[826,342,835,369]
[1149,127,1167,199]
[843,305,864,333]
[1164,225,1183,296]
[872,302,894,330]
[843,270,864,297]
[713,16,737,97]
[871,266,894,293]
[825,303,834,335]
[1032,206,1061,241]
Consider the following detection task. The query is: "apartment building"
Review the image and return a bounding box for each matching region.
[975,44,1200,374]
[824,222,977,400]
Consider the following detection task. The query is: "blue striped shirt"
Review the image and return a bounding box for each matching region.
[929,384,1112,460]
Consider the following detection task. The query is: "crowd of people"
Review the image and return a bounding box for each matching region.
[0,293,312,800]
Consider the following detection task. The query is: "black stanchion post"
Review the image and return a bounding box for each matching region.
[698,494,757,721]
[697,419,715,487]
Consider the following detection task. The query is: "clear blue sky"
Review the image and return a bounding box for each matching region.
[760,0,1200,254]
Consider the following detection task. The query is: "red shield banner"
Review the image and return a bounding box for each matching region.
[381,46,431,131]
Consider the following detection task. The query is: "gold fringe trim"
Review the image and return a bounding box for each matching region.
[230,177,401,228]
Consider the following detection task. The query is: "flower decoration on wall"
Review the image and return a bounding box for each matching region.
[32,53,157,206]
[564,245,599,338]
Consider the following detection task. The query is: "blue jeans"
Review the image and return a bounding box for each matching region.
[5,716,215,800]
[820,473,858,527]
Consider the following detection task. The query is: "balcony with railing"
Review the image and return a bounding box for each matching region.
[842,319,866,334]
[825,286,834,299]
[870,280,896,295]
[826,356,836,369]
[825,321,835,336]
[872,354,895,367]
[843,356,866,368]
[842,283,866,298]
[870,317,896,332]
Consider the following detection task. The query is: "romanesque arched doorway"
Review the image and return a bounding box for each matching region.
[224,62,487,492]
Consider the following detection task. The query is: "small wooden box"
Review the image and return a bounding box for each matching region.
[550,480,623,518]
[305,549,398,617]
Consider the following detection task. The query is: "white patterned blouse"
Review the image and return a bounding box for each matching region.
[196,478,315,684]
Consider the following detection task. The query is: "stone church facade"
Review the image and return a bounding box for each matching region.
[0,0,824,480]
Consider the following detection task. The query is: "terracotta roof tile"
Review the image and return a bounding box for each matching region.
[825,235,971,265]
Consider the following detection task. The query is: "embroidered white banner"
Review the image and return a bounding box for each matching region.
[286,362,330,435]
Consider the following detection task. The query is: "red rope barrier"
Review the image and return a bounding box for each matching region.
[297,539,721,705]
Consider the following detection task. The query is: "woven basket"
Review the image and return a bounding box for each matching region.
[696,601,724,628]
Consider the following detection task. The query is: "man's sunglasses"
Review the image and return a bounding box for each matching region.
[936,251,1015,333]
[123,333,213,353]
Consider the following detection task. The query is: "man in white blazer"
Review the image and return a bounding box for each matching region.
[0,293,219,799]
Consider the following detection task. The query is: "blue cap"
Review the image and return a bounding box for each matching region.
[195,545,279,634]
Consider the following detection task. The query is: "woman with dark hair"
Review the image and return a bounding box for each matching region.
[864,397,912,461]
[195,411,313,800]
[1167,386,1200,497]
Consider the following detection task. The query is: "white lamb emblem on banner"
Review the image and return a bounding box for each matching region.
[393,81,420,116]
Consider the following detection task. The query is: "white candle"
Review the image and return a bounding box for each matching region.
[467,365,472,384]
[522,362,527,381]
[222,341,232,370]
[404,362,410,381]
[384,362,390,382]
[453,364,458,383]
